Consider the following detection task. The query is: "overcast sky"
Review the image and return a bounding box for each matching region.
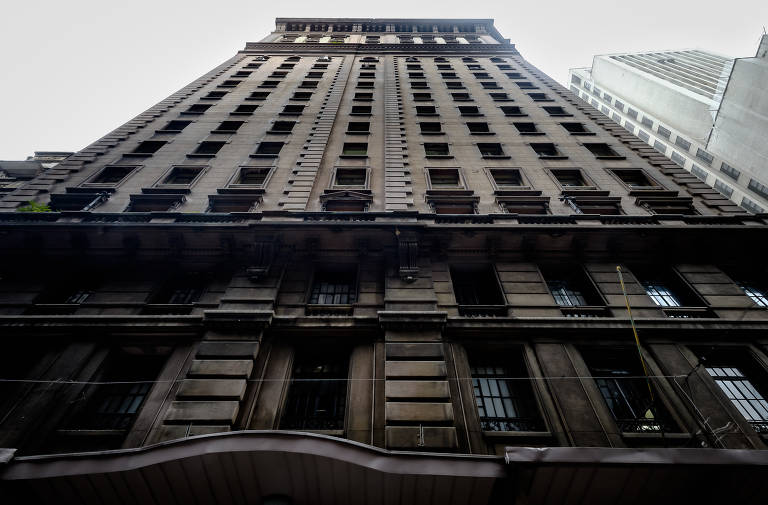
[1,0,766,160]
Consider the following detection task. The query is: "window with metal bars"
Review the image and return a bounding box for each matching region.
[469,351,544,432]
[68,350,166,431]
[280,351,348,430]
[582,348,674,433]
[309,269,357,305]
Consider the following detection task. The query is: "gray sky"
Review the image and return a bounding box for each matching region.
[1,0,766,160]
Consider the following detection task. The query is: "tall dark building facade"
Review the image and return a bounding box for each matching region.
[1,18,768,504]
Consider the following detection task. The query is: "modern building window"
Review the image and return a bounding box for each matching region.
[700,350,768,433]
[640,116,653,128]
[695,149,713,166]
[424,143,451,157]
[674,136,691,152]
[670,152,687,167]
[252,141,284,157]
[309,268,357,305]
[720,162,741,181]
[450,265,506,310]
[581,348,674,433]
[637,130,651,142]
[691,164,708,181]
[341,143,368,157]
[356,81,374,89]
[469,350,544,432]
[627,108,638,119]
[748,179,768,199]
[473,72,491,79]
[280,350,349,430]
[530,143,565,158]
[614,100,624,111]
[652,140,667,153]
[477,143,508,158]
[741,197,764,214]
[270,71,289,78]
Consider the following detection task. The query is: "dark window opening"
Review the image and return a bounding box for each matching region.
[458,106,482,116]
[253,142,284,157]
[489,168,525,189]
[248,91,270,100]
[131,141,166,155]
[582,348,675,433]
[233,166,271,187]
[184,103,213,114]
[203,91,227,100]
[413,93,432,101]
[528,93,552,101]
[469,350,544,431]
[424,143,450,157]
[259,81,279,88]
[232,104,258,114]
[560,122,590,134]
[450,265,506,308]
[416,105,438,115]
[152,276,206,305]
[501,106,525,116]
[354,93,373,101]
[632,267,707,312]
[269,121,296,133]
[351,105,372,115]
[160,166,204,186]
[192,141,225,156]
[516,81,537,89]
[347,121,370,133]
[513,122,539,134]
[219,80,242,87]
[86,165,136,186]
[531,143,564,158]
[420,122,442,133]
[477,143,506,158]
[542,106,569,115]
[310,268,357,305]
[160,120,192,132]
[584,143,623,158]
[467,122,491,133]
[213,120,244,133]
[428,168,461,188]
[300,81,319,88]
[452,93,472,101]
[489,92,511,101]
[342,143,368,156]
[611,169,659,189]
[551,169,588,188]
[334,168,367,187]
[541,266,604,313]
[281,105,305,115]
[280,350,349,430]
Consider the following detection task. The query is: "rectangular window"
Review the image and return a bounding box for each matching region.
[531,143,564,158]
[656,125,671,139]
[528,93,553,102]
[307,71,325,78]
[458,106,482,116]
[333,167,367,187]
[131,141,166,155]
[259,81,279,88]
[299,81,319,88]
[291,92,313,101]
[203,91,227,100]
[641,116,653,128]
[674,136,691,152]
[670,152,687,167]
[212,120,244,133]
[477,143,508,158]
[480,81,501,89]
[540,266,605,313]
[153,276,206,305]
[691,164,708,181]
[356,81,374,89]
[633,268,705,311]
[445,82,465,89]
[218,80,242,88]
[720,162,741,181]
[83,165,138,187]
[441,72,458,79]
[610,169,661,190]
[281,105,305,115]
[583,143,623,158]
[489,168,526,189]
[424,143,451,157]
[419,122,443,134]
[427,167,462,188]
[741,197,764,214]
[452,93,472,101]
[714,179,734,197]
[252,141,284,157]
[653,140,667,154]
[341,143,368,156]
[232,104,258,115]
[310,268,357,305]
[627,108,638,119]
[413,92,433,101]
[466,122,491,134]
[247,91,270,100]
[158,165,205,186]
[280,350,348,430]
[230,166,272,188]
[500,106,525,116]
[489,92,511,101]
[551,168,590,188]
[637,130,650,142]
[354,92,373,101]
[748,178,768,199]
[450,265,506,308]
[159,120,192,132]
[351,105,372,115]
[346,121,370,134]
[506,72,524,79]
[542,106,571,116]
[560,122,591,134]
[614,100,624,111]
[268,121,296,133]
[469,350,544,432]
[191,141,225,156]
[581,348,674,433]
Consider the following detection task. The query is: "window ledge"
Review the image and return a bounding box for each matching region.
[186,153,217,158]
[568,132,597,136]
[460,113,485,117]
[469,132,496,136]
[481,155,512,159]
[621,432,691,439]
[547,113,574,117]
[458,304,507,317]
[425,155,454,159]
[305,304,354,316]
[538,155,568,160]
[518,132,545,136]
[142,186,191,194]
[339,154,369,159]
[55,429,127,437]
[266,130,293,135]
[594,155,627,160]
[420,131,445,135]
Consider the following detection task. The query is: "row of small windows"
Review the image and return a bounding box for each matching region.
[280,34,486,44]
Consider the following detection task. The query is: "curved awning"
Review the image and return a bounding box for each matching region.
[0,431,505,505]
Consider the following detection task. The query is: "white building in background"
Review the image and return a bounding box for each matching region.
[569,35,768,213]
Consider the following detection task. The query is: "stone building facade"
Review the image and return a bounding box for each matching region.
[1,18,768,505]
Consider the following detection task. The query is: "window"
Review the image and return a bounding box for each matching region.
[472,72,490,78]
[741,197,764,214]
[131,141,166,155]
[354,92,373,101]
[307,71,325,78]
[299,80,319,88]
[441,72,458,79]
[542,106,571,116]
[469,350,544,431]
[157,165,205,186]
[159,120,192,132]
[458,106,482,116]
[64,349,167,433]
[445,81,465,89]
[673,136,692,153]
[310,268,357,305]
[413,92,433,101]
[232,104,258,115]
[714,179,734,198]
[724,270,768,308]
[259,81,279,88]
[551,168,591,188]
[35,283,96,305]
[351,105,372,115]
[356,81,374,89]
[450,265,506,309]
[281,105,305,115]
[566,197,622,215]
[701,350,768,433]
[411,81,429,89]
[506,72,524,79]
[637,130,651,142]
[247,91,270,101]
[500,200,549,215]
[627,108,638,119]
[280,350,348,430]
[640,116,653,128]
[229,166,273,188]
[637,197,698,215]
[346,121,370,134]
[212,120,244,133]
[268,121,296,133]
[489,92,511,101]
[466,122,492,134]
[654,125,671,139]
[560,122,591,135]
[290,92,313,102]
[583,143,624,158]
[528,93,552,102]
[83,165,137,187]
[252,141,284,157]
[633,268,705,312]
[652,140,667,154]
[436,64,452,70]
[477,143,508,158]
[127,195,184,212]
[690,165,708,183]
[424,143,451,157]
[500,106,525,116]
[218,80,241,88]
[419,122,443,134]
[416,105,438,115]
[190,141,225,156]
[748,179,768,199]
[541,266,604,309]
[341,143,368,157]
[610,169,661,190]
[489,168,527,190]
[513,122,540,135]
[427,167,462,188]
[203,91,227,100]
[582,348,674,433]
[333,167,367,188]
[720,162,741,181]
[479,81,501,89]
[515,81,537,89]
[531,143,565,158]
[451,92,472,101]
[670,152,687,167]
